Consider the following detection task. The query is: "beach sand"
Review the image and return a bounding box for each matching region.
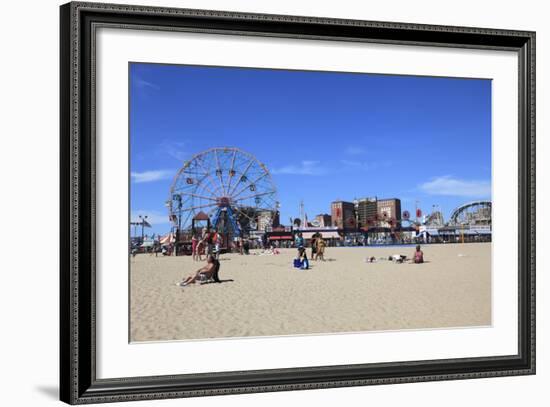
[130,243,491,342]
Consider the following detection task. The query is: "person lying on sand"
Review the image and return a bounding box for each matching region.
[177,255,218,286]
[260,247,280,255]
[388,254,407,263]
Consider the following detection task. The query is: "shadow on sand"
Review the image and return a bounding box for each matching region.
[199,279,234,285]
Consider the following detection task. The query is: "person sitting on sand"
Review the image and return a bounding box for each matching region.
[413,245,424,264]
[177,255,219,286]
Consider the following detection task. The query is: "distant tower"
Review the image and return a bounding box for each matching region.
[299,200,306,229]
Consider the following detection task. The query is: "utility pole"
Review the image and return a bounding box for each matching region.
[138,215,148,243]
[299,200,305,229]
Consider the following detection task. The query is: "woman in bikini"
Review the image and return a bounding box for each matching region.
[177,255,217,286]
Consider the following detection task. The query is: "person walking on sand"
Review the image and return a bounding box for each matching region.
[238,236,244,255]
[191,234,198,261]
[311,232,319,260]
[196,237,205,262]
[295,232,304,249]
[315,234,326,261]
[201,228,212,256]
[177,255,218,286]
[413,245,424,264]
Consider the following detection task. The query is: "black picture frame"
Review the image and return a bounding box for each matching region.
[60,2,536,404]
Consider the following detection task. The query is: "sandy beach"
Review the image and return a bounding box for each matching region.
[130,243,491,342]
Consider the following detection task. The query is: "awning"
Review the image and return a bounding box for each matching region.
[302,231,340,239]
[463,229,492,235]
[269,235,293,240]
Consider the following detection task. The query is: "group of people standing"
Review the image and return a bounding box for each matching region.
[310,232,327,261]
[191,228,223,261]
[293,232,328,270]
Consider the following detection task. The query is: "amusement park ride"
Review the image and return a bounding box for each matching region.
[360,201,492,243]
[162,146,491,251]
[167,147,279,250]
[447,201,492,227]
[403,201,492,228]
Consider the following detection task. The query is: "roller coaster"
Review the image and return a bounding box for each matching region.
[447,200,492,227]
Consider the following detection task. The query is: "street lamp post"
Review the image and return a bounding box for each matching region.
[138,215,148,243]
[172,194,183,256]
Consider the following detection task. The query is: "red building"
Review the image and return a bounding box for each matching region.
[376,198,402,228]
[331,201,356,230]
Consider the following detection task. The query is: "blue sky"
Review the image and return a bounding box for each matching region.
[130,63,491,236]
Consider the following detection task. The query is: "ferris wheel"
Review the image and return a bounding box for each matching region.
[168,147,278,236]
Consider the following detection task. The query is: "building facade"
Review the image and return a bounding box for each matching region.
[257,210,280,231]
[331,201,356,230]
[314,213,332,228]
[376,198,402,228]
[355,197,378,229]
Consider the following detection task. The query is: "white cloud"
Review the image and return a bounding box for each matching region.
[131,170,173,183]
[272,160,326,176]
[419,176,491,198]
[131,210,170,226]
[159,140,188,162]
[135,77,160,90]
[339,160,391,172]
[344,146,366,155]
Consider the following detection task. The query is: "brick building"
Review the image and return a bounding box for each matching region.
[314,213,332,228]
[355,197,378,229]
[331,201,356,230]
[377,198,402,228]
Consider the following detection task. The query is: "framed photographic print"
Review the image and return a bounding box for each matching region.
[60,1,536,404]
